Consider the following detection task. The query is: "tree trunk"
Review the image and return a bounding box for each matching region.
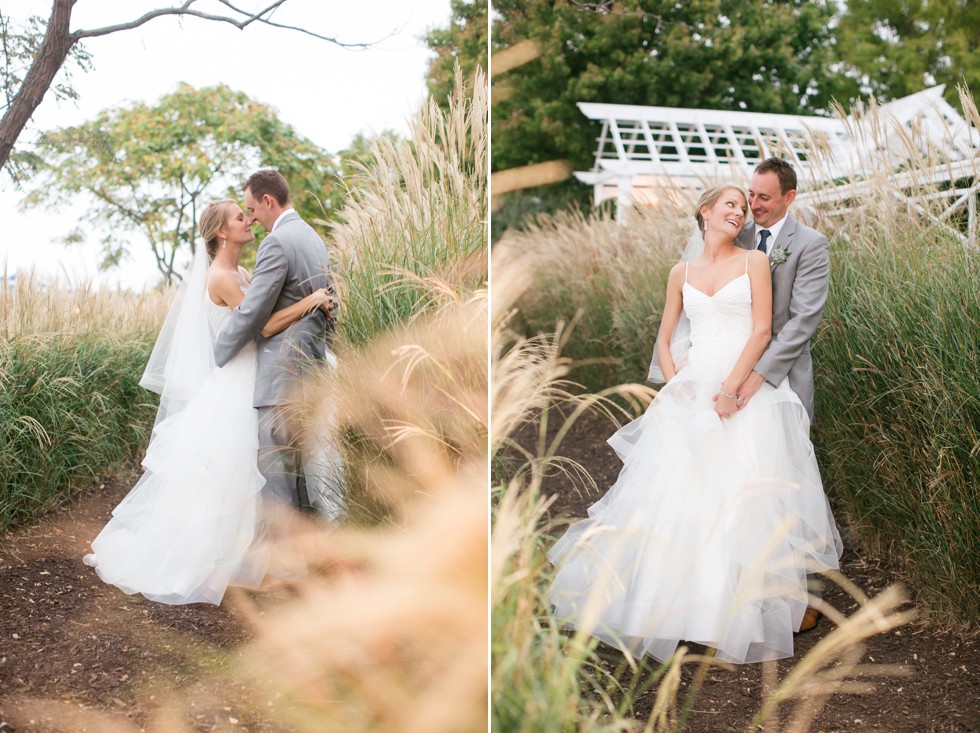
[0,0,76,171]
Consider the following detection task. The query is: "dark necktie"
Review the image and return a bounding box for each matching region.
[757,229,771,253]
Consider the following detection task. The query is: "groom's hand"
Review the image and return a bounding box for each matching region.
[736,371,766,410]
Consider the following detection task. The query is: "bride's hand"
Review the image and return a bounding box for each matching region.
[713,390,738,419]
[311,288,335,313]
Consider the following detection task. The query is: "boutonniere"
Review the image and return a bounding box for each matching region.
[770,246,791,266]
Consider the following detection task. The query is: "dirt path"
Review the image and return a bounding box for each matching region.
[0,467,293,733]
[536,410,979,733]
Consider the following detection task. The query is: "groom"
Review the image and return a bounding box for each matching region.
[214,169,336,522]
[735,157,829,422]
[735,156,830,633]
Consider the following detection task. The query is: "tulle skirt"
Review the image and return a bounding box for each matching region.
[85,344,267,605]
[547,337,843,664]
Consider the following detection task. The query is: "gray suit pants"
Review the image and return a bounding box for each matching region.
[257,405,310,521]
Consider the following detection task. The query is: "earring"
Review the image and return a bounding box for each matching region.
[221,238,227,249]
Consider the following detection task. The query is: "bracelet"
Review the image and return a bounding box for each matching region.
[718,387,737,400]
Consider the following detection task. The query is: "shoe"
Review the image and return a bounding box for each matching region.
[796,608,821,634]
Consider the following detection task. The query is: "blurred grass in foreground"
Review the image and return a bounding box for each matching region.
[2,288,488,733]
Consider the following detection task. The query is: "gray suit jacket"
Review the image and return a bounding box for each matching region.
[737,213,830,420]
[214,210,335,408]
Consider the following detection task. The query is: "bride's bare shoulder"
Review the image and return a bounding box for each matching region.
[206,266,243,306]
[666,260,688,285]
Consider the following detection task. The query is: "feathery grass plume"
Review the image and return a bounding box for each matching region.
[748,584,915,732]
[312,67,487,521]
[499,201,695,391]
[0,270,170,529]
[216,67,490,730]
[492,242,665,732]
[327,68,487,348]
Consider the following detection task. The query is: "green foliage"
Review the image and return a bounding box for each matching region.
[813,223,979,622]
[23,83,341,283]
[492,0,847,173]
[0,334,157,532]
[424,0,489,107]
[0,11,92,184]
[836,0,980,108]
[0,279,167,531]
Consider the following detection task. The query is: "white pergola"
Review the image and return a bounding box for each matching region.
[575,86,980,243]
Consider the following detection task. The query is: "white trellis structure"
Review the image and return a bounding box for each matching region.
[575,86,980,244]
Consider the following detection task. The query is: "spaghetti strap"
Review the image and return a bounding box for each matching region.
[685,262,690,282]
[745,253,750,274]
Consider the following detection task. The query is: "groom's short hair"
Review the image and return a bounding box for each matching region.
[245,169,290,206]
[755,158,797,195]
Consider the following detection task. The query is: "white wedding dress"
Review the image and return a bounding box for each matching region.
[548,263,843,664]
[84,289,268,605]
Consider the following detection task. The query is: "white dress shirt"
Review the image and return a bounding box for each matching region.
[270,207,294,234]
[756,214,788,255]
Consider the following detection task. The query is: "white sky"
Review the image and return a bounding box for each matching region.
[0,0,453,290]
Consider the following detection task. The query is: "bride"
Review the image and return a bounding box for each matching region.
[83,199,333,605]
[548,185,843,664]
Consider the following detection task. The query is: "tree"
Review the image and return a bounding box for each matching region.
[424,0,489,106]
[835,0,980,107]
[0,9,91,182]
[23,84,341,283]
[0,0,372,174]
[491,0,850,228]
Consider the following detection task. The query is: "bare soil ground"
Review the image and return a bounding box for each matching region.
[0,465,296,733]
[534,409,980,733]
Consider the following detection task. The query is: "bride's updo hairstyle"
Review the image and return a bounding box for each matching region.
[199,199,237,259]
[694,184,746,235]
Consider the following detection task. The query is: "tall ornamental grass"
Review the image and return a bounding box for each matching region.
[500,204,689,391]
[491,247,914,732]
[305,70,488,524]
[810,209,979,622]
[0,273,170,530]
[327,69,488,348]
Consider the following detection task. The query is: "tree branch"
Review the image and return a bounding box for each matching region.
[214,0,382,48]
[72,1,275,39]
[74,0,384,48]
